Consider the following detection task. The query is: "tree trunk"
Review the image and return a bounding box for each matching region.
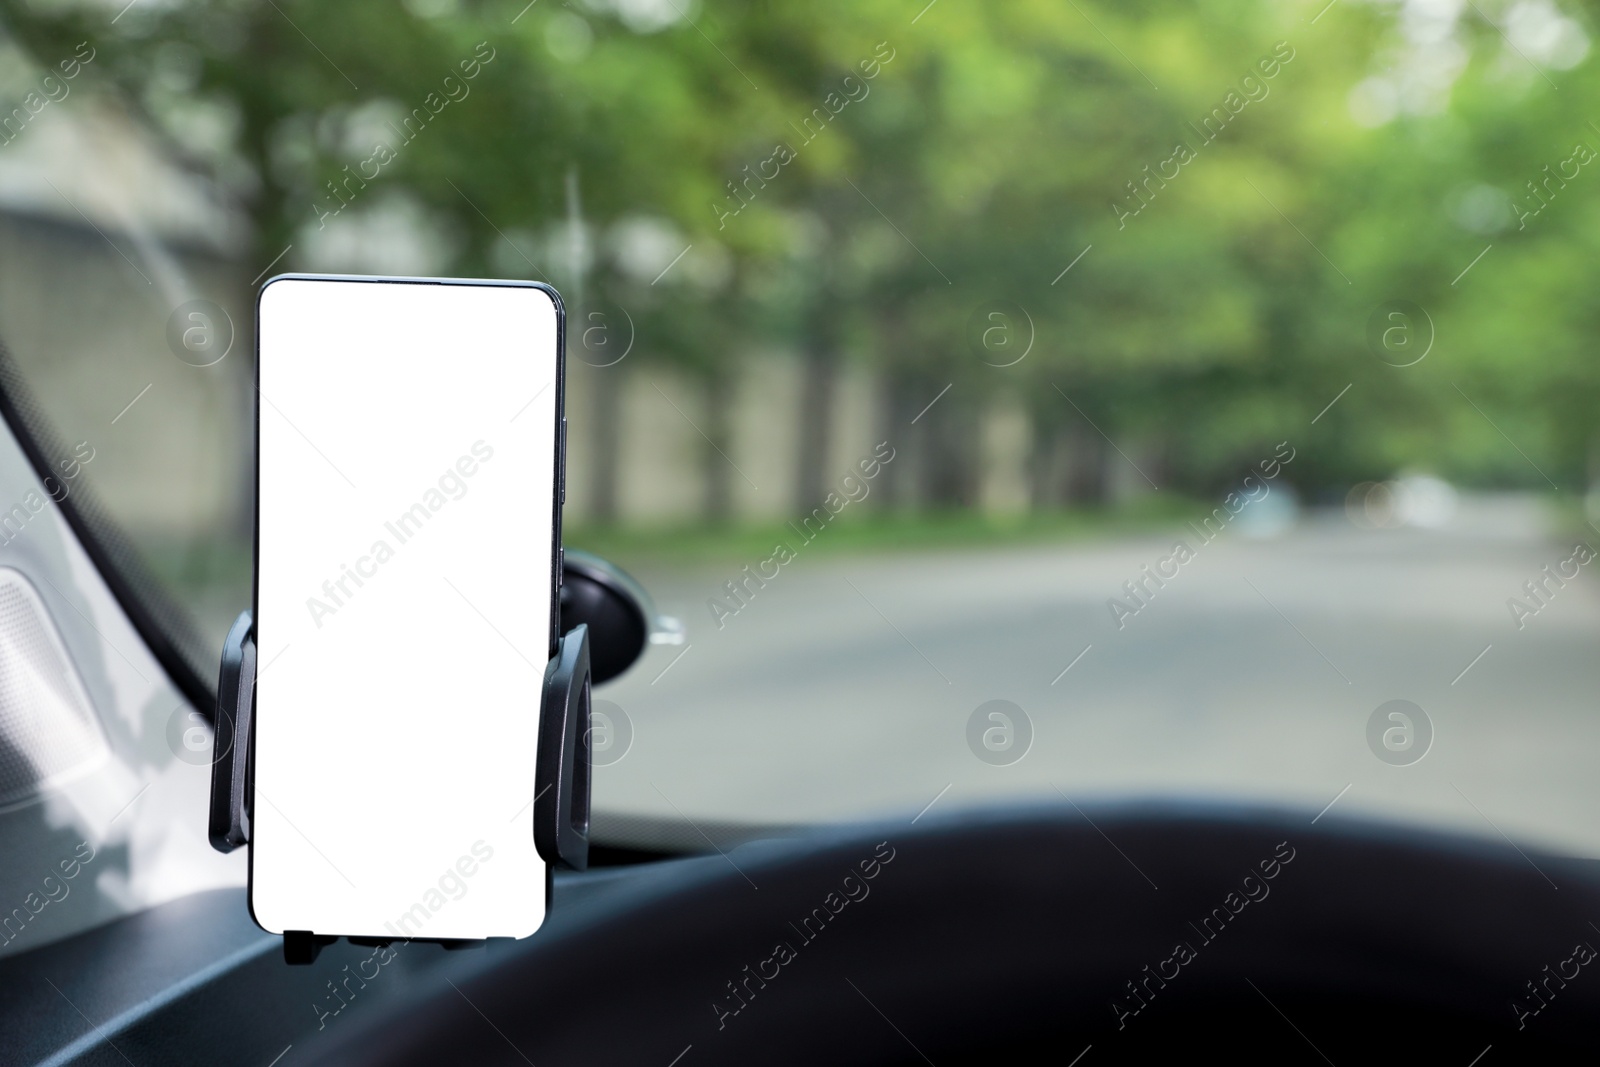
[919,384,978,508]
[1062,417,1109,504]
[794,318,839,512]
[703,369,734,523]
[1029,417,1062,512]
[876,366,918,510]
[588,366,621,524]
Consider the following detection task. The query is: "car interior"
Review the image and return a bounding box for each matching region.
[1,0,1598,1063]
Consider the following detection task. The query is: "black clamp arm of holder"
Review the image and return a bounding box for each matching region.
[536,623,591,872]
[207,612,256,851]
[207,613,593,874]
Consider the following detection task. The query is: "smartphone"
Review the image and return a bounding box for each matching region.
[252,275,563,941]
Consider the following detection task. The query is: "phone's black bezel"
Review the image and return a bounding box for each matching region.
[248,273,565,939]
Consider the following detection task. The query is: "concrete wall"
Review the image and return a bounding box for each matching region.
[0,207,1052,543]
[0,209,254,543]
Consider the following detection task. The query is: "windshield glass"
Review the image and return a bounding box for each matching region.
[1,0,1595,856]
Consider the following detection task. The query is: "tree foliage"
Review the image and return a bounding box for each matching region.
[2,0,1595,501]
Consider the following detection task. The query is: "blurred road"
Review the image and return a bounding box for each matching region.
[592,494,1600,858]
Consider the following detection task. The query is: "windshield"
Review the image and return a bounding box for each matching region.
[1,0,1595,857]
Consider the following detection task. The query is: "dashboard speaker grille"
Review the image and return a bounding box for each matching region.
[0,567,109,809]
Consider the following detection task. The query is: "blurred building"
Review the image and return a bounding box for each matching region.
[0,95,252,546]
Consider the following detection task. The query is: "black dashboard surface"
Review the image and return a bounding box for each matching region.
[5,802,1596,1065]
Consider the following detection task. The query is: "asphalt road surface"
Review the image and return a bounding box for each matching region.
[591,494,1600,860]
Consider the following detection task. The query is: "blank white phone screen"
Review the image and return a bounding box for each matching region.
[254,277,558,940]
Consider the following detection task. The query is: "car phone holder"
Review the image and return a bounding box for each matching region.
[206,610,592,965]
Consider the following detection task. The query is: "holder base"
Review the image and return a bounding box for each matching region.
[207,613,592,963]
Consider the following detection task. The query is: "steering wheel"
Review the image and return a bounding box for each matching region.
[300,802,1600,1064]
